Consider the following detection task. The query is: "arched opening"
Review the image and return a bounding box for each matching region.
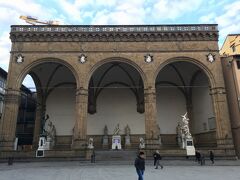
[17,61,77,150]
[87,61,145,149]
[155,61,216,148]
[16,75,36,148]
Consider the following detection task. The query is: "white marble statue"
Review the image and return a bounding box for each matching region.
[113,124,120,135]
[43,118,56,148]
[139,137,145,149]
[156,124,162,145]
[176,112,193,149]
[88,138,94,149]
[181,112,192,138]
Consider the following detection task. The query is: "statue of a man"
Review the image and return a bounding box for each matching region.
[139,137,145,149]
[125,124,131,136]
[41,114,49,135]
[88,138,94,149]
[113,124,120,135]
[104,125,108,136]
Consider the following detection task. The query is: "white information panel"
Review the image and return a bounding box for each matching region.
[186,139,195,156]
[112,135,122,150]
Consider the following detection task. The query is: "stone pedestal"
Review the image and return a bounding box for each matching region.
[112,135,121,150]
[37,137,47,150]
[125,135,131,149]
[185,138,195,156]
[102,135,109,149]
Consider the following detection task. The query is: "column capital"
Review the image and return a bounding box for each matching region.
[4,88,21,103]
[76,87,88,96]
[209,87,226,95]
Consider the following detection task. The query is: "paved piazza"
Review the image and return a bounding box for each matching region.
[0,161,240,180]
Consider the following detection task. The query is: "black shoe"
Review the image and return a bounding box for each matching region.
[155,167,158,169]
[161,166,163,169]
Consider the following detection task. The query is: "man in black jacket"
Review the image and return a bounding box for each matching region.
[153,150,163,169]
[134,151,145,180]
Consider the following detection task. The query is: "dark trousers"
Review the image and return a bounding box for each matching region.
[136,169,144,180]
[210,158,214,164]
[155,159,163,169]
[154,158,157,166]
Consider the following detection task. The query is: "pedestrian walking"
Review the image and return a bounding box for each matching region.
[153,150,163,169]
[134,151,145,180]
[209,150,214,164]
[195,151,201,164]
[91,150,95,163]
[200,153,205,166]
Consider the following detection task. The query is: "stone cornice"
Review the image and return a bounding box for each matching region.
[10,24,218,42]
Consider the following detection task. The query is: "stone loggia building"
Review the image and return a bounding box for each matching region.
[0,24,236,157]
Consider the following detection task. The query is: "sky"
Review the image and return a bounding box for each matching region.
[0,0,240,88]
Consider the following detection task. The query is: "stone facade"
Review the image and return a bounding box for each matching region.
[0,24,235,156]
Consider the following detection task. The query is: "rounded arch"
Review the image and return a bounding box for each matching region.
[16,57,80,90]
[154,57,216,88]
[87,57,147,87]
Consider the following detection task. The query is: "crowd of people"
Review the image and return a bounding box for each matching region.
[134,150,215,180]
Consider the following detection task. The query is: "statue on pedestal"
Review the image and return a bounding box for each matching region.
[139,137,145,149]
[176,112,193,149]
[103,125,108,146]
[41,116,56,149]
[125,124,131,146]
[88,138,94,149]
[112,124,122,150]
[156,124,162,145]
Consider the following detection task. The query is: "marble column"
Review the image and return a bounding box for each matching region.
[0,89,21,150]
[210,87,234,148]
[144,86,160,149]
[72,88,88,149]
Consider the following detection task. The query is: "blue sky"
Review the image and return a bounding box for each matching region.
[0,0,239,86]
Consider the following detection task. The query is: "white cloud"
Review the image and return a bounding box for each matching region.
[0,31,11,71]
[91,0,146,25]
[200,1,240,45]
[199,13,216,23]
[151,0,203,20]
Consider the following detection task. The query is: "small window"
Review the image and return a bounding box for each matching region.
[237,61,240,69]
[231,44,236,52]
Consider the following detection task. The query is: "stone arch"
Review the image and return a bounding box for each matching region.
[155,58,217,146]
[87,57,147,88]
[87,57,146,136]
[154,56,216,88]
[16,57,80,90]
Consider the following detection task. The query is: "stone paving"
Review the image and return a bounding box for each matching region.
[0,160,240,180]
